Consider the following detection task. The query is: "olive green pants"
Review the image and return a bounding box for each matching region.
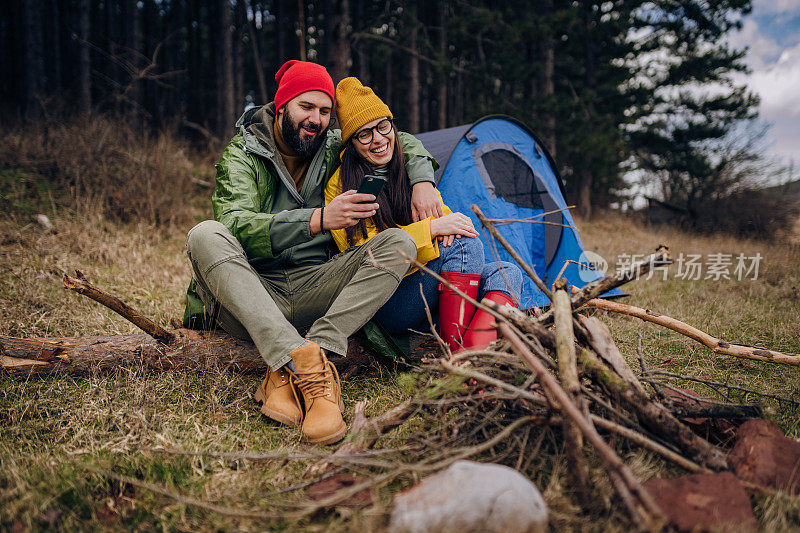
[185,220,415,369]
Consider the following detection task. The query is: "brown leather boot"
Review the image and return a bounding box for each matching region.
[291,342,346,445]
[253,366,302,427]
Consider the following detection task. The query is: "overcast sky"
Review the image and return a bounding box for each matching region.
[727,0,800,180]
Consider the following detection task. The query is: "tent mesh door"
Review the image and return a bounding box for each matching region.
[480,149,545,210]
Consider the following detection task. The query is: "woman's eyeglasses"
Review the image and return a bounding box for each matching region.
[354,118,393,145]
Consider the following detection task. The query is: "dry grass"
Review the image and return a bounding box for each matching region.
[2,136,800,530]
[578,212,800,434]
[0,114,211,227]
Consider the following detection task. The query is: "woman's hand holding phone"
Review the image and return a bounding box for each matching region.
[429,213,478,247]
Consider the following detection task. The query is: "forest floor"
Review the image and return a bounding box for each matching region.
[2,156,800,531]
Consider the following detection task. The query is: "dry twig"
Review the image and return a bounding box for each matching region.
[582,297,800,366]
[471,204,554,301]
[63,271,173,344]
[553,279,590,501]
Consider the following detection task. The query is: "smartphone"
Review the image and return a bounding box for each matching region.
[356,174,386,197]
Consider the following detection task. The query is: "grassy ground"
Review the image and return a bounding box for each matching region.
[2,156,800,530]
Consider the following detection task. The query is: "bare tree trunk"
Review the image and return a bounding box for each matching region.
[436,1,447,129]
[275,0,287,65]
[577,169,592,219]
[406,6,420,133]
[384,49,393,113]
[326,0,351,84]
[187,0,202,122]
[297,0,307,61]
[77,0,92,113]
[140,0,158,119]
[356,43,368,84]
[234,0,246,112]
[542,0,556,158]
[24,1,44,117]
[105,0,118,98]
[123,0,141,111]
[244,0,268,104]
[216,0,235,139]
[49,0,62,96]
[577,5,597,219]
[166,0,184,115]
[454,56,463,124]
[354,0,369,84]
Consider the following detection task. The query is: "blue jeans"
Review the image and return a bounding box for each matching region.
[373,235,523,334]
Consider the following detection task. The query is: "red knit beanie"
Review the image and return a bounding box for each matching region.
[273,60,335,111]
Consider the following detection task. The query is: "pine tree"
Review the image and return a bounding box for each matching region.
[628,0,758,219]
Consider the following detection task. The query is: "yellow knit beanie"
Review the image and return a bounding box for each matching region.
[336,77,393,143]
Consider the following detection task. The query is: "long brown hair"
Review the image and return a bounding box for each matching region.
[339,134,413,247]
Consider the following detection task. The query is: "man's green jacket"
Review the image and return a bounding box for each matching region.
[183,104,437,358]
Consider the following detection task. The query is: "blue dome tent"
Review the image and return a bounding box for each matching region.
[415,115,620,308]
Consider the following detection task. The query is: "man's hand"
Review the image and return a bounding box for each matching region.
[316,190,379,233]
[430,212,479,247]
[411,182,443,222]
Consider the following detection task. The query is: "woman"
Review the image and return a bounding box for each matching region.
[325,77,523,350]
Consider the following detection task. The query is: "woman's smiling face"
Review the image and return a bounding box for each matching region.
[352,117,395,166]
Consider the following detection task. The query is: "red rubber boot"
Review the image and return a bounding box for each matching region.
[461,291,518,350]
[438,271,481,350]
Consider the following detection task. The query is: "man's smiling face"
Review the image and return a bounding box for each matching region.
[278,91,333,157]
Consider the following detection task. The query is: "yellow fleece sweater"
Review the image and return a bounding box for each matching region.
[324,167,452,275]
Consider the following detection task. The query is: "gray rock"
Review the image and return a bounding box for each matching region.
[389,460,548,533]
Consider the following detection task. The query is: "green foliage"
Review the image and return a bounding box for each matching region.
[628,0,761,218]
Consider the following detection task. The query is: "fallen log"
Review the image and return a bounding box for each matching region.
[0,272,269,377]
[1,273,378,379]
[1,330,385,379]
[0,329,267,377]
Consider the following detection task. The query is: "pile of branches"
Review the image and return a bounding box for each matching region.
[296,206,800,529]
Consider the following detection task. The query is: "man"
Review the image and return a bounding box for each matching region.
[184,60,441,445]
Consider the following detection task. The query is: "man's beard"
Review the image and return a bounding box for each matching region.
[281,110,326,157]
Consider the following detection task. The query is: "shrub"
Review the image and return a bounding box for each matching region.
[0,114,213,227]
[691,187,800,239]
